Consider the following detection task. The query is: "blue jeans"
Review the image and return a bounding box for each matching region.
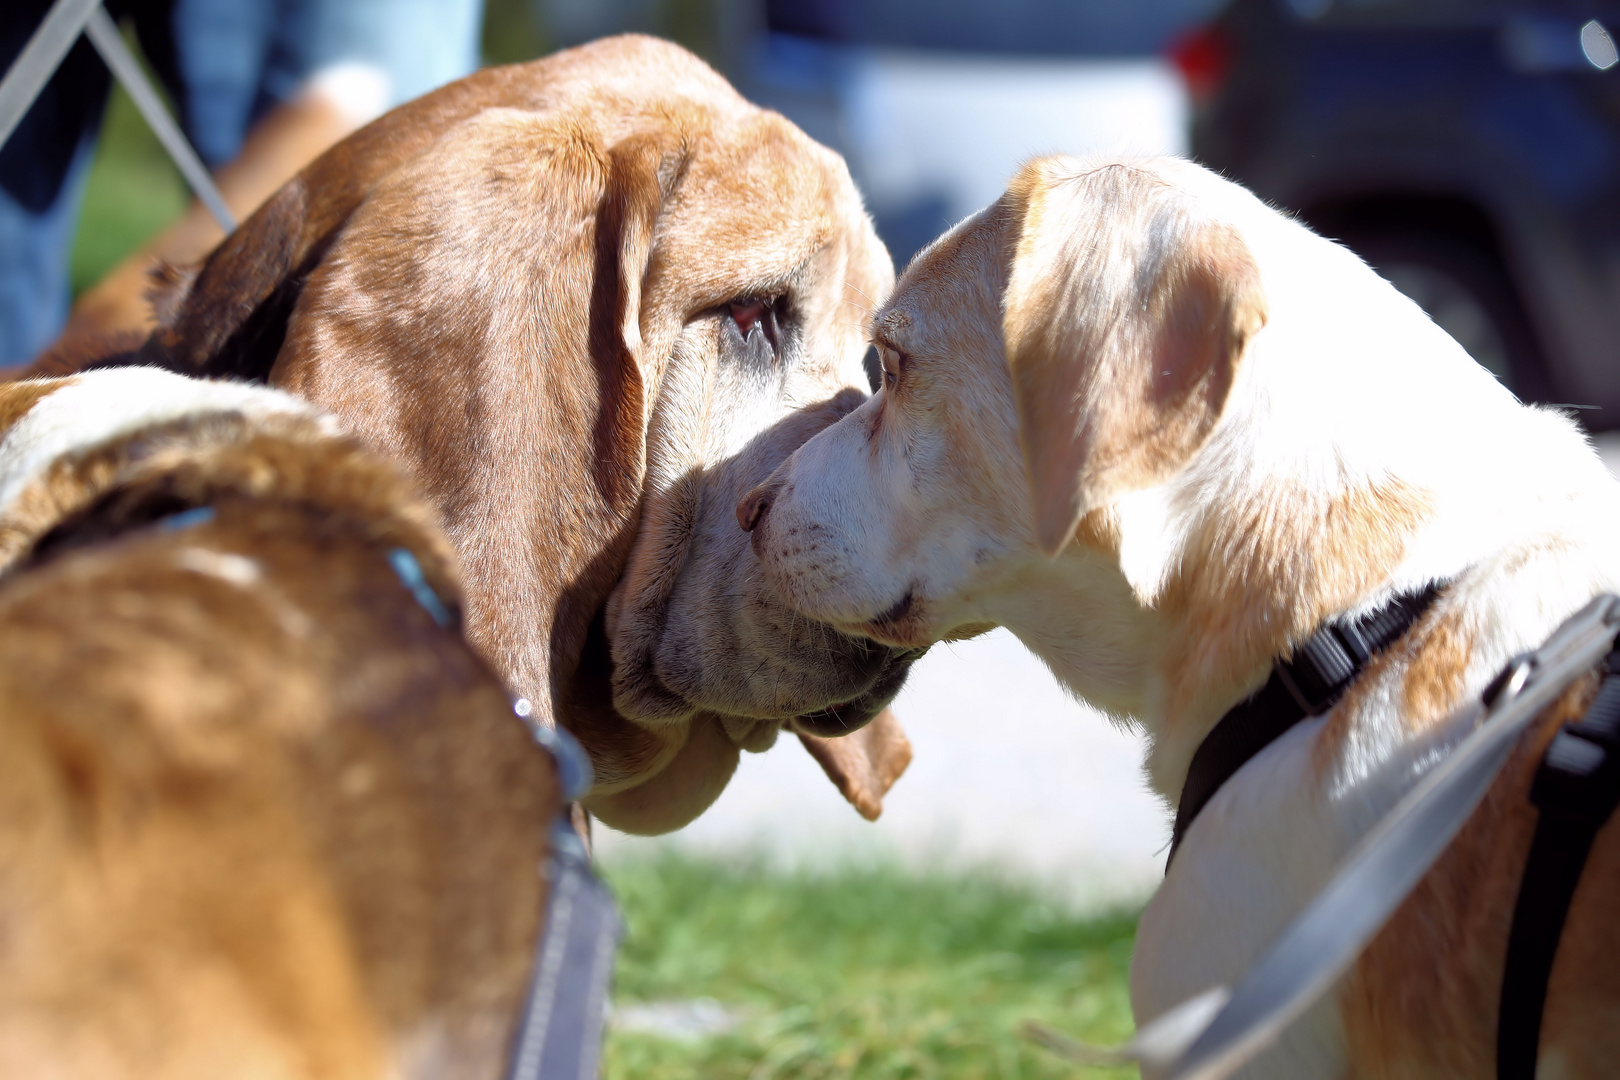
[0,131,96,365]
[0,0,483,366]
[172,0,483,167]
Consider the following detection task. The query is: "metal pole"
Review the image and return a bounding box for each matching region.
[83,7,235,233]
[0,0,102,149]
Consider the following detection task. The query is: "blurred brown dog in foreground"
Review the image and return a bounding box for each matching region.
[0,368,561,1078]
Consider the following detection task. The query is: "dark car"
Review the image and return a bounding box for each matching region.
[1182,0,1620,425]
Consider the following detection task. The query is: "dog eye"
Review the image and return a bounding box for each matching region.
[729,297,768,336]
[726,296,782,360]
[862,345,883,393]
[878,344,903,390]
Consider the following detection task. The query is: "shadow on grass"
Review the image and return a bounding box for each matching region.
[601,853,1141,1079]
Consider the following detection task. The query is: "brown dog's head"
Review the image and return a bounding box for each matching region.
[127,36,914,831]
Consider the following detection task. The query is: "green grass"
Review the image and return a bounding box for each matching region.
[599,854,1141,1080]
[70,73,190,297]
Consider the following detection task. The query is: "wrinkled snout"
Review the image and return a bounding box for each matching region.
[608,389,923,738]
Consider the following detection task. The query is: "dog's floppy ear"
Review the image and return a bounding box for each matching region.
[798,709,914,821]
[1003,158,1268,556]
[178,107,691,799]
[125,70,538,381]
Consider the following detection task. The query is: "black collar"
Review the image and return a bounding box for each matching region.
[1168,583,1442,867]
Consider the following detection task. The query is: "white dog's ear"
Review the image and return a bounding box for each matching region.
[1003,158,1267,556]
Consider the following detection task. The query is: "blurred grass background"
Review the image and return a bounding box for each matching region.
[601,856,1139,1079]
[69,8,1144,1076]
[70,84,187,295]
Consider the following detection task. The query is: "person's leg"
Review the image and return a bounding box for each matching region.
[0,2,115,367]
[263,0,483,116]
[0,131,96,367]
[61,0,340,344]
[167,0,273,167]
[57,0,485,349]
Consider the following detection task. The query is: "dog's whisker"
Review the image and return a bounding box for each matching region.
[840,280,877,306]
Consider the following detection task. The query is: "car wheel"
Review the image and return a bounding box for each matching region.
[1334,228,1550,403]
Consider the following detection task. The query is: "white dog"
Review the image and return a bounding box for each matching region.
[739,155,1620,1076]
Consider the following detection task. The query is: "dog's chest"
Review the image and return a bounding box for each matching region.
[1129,713,1449,1078]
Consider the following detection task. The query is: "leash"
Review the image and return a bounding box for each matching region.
[1029,594,1620,1079]
[0,0,235,231]
[1497,639,1620,1078]
[509,701,622,1080]
[1169,584,1441,864]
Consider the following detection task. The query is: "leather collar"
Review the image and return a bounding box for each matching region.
[1168,583,1443,867]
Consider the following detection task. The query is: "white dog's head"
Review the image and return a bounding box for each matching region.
[741,153,1555,790]
[739,157,1265,654]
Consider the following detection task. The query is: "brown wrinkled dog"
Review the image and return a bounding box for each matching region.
[0,369,559,1078]
[31,34,916,834]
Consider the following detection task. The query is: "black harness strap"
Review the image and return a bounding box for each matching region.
[506,817,621,1080]
[1497,648,1620,1079]
[1169,585,1441,865]
[510,709,622,1080]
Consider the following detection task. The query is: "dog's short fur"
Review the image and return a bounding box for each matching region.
[743,155,1620,1076]
[35,34,918,832]
[0,369,560,1079]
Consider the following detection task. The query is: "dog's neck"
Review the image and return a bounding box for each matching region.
[1000,291,1611,802]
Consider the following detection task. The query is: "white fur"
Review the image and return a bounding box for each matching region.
[0,368,327,516]
[748,156,1620,1076]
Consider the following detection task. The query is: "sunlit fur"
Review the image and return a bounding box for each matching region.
[747,155,1620,1076]
[0,370,559,1079]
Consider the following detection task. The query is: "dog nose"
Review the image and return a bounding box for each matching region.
[737,484,773,532]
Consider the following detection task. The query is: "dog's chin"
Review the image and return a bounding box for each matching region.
[835,590,939,651]
[789,644,926,737]
[608,616,927,731]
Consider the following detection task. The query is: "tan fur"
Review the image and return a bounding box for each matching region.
[1158,478,1435,750]
[1343,677,1620,1078]
[1308,604,1473,780]
[575,714,739,834]
[1003,162,1267,556]
[0,411,455,588]
[797,709,915,822]
[1073,507,1123,555]
[1398,615,1478,732]
[0,378,68,433]
[41,36,914,831]
[0,379,558,1078]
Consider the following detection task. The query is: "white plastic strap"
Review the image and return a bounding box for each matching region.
[0,0,234,233]
[1157,594,1620,1080]
[0,0,102,149]
[1030,594,1620,1080]
[82,7,234,232]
